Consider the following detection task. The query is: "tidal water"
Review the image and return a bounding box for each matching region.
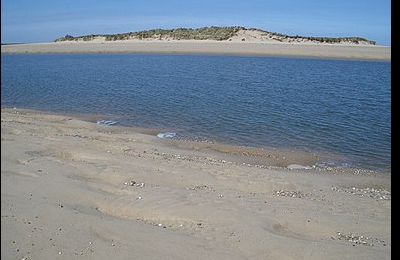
[1,54,391,171]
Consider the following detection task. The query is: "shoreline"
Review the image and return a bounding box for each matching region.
[1,107,390,176]
[1,107,391,259]
[1,41,391,62]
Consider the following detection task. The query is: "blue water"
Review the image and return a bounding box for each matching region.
[1,54,391,171]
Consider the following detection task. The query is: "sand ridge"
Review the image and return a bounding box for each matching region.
[1,41,391,61]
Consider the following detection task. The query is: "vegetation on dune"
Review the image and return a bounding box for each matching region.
[259,30,376,45]
[55,26,243,42]
[54,26,375,45]
[127,26,243,41]
[299,36,375,44]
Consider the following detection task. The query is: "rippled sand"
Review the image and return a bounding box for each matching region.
[1,108,391,259]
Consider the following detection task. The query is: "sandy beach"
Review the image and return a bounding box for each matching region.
[1,41,391,61]
[1,108,391,259]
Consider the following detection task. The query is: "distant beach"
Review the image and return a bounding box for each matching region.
[1,41,391,61]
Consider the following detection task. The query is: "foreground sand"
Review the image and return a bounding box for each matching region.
[1,41,391,61]
[1,108,391,259]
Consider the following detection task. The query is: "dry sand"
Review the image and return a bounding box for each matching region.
[1,41,391,61]
[1,108,391,259]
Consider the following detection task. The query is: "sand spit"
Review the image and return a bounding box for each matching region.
[1,41,391,61]
[1,108,390,259]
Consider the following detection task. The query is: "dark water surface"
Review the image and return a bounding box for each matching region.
[1,54,391,171]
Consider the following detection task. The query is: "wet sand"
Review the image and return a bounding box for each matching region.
[1,108,391,259]
[1,41,391,61]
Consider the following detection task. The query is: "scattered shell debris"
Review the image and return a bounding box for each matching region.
[187,185,215,192]
[336,232,388,247]
[124,180,145,188]
[332,187,390,200]
[156,223,167,228]
[120,146,379,175]
[287,164,312,170]
[152,151,273,169]
[274,190,308,198]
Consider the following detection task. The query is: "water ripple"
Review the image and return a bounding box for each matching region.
[1,54,391,171]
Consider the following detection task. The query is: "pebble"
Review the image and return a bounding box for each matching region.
[274,190,308,198]
[188,185,214,191]
[336,231,386,246]
[124,181,145,187]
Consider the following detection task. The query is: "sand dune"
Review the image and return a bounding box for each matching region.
[1,108,391,259]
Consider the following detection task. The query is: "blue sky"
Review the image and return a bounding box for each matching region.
[1,0,391,45]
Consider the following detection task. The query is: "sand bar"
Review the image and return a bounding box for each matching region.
[1,41,391,61]
[1,108,391,259]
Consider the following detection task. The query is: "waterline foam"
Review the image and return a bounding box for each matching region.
[157,132,177,139]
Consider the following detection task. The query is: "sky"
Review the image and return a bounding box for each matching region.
[1,0,391,45]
